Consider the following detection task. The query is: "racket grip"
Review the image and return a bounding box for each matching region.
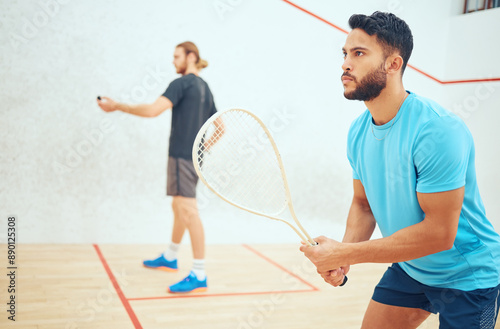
[310,241,348,286]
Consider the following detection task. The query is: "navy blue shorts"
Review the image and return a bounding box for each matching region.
[373,263,500,329]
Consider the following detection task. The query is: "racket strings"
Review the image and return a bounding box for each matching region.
[231,113,286,208]
[203,124,225,151]
[196,111,288,216]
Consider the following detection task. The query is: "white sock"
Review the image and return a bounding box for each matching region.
[191,259,206,280]
[163,243,180,261]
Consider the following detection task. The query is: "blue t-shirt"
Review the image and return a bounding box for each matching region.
[347,91,500,290]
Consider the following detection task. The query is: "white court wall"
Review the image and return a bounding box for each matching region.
[0,0,499,244]
[442,7,500,235]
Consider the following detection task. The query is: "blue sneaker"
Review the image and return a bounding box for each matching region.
[168,271,207,293]
[143,255,178,272]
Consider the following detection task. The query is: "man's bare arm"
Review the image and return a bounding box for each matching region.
[304,187,464,272]
[345,187,463,265]
[203,117,225,151]
[97,96,173,117]
[342,179,377,244]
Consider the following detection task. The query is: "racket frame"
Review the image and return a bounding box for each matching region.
[192,109,316,246]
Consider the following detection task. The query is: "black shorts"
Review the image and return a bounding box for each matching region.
[167,157,198,198]
[373,263,500,328]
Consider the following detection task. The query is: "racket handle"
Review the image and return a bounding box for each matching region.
[340,275,348,287]
[309,241,348,286]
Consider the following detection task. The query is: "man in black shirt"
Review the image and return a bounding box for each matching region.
[97,41,217,293]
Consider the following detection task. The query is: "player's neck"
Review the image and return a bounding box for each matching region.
[365,85,407,126]
[183,64,200,76]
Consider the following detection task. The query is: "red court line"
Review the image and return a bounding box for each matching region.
[242,244,319,291]
[129,289,314,301]
[127,244,317,301]
[281,0,348,34]
[407,64,500,84]
[281,0,500,85]
[93,244,143,329]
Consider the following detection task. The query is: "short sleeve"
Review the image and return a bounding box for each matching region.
[210,100,217,116]
[162,78,184,106]
[413,116,471,193]
[347,124,361,180]
[347,148,360,180]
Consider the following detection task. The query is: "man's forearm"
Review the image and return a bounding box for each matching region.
[343,188,462,266]
[342,200,376,243]
[204,118,225,150]
[343,217,455,265]
[116,103,157,117]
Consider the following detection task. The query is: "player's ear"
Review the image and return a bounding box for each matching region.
[386,55,404,74]
[186,52,197,64]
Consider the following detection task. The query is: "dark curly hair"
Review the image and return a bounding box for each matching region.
[348,12,413,74]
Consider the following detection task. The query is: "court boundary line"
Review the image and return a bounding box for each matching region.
[93,244,143,329]
[94,243,318,326]
[128,289,315,301]
[281,0,500,85]
[242,244,319,291]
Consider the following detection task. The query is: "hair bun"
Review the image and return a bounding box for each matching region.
[198,59,208,69]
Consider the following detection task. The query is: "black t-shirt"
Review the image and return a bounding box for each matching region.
[162,74,217,159]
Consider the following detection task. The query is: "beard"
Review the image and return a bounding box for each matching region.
[343,65,387,101]
[176,61,187,75]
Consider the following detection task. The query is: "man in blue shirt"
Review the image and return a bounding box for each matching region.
[300,12,500,328]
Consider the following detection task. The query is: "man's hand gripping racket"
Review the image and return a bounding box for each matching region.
[192,109,347,286]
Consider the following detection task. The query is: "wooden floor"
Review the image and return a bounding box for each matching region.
[0,244,494,329]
